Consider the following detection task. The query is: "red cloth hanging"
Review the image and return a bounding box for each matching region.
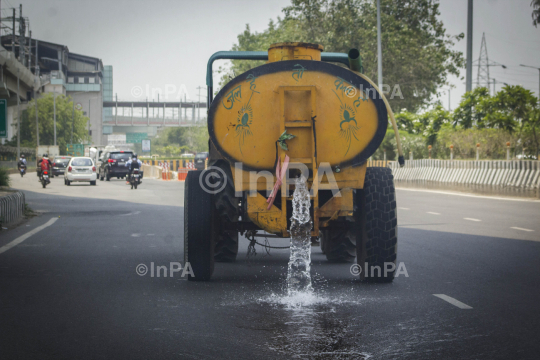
[266,155,290,210]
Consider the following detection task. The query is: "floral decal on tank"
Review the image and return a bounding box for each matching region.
[333,77,361,156]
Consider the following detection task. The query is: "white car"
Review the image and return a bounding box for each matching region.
[64,157,98,186]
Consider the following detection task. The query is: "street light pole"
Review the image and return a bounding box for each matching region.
[53,92,56,146]
[376,0,383,90]
[16,68,20,160]
[466,0,473,92]
[35,91,39,146]
[71,100,74,144]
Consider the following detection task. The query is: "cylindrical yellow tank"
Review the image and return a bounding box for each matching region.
[268,42,323,62]
[208,43,387,171]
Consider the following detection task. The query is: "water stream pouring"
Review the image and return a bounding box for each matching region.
[286,175,313,296]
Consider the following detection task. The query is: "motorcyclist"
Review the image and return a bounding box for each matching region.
[17,154,27,171]
[38,154,53,183]
[125,153,142,185]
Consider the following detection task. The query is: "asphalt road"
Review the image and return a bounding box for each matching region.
[1,174,540,359]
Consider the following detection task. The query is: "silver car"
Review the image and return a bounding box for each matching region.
[64,157,98,186]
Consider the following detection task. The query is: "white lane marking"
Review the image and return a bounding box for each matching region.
[511,227,534,232]
[397,188,540,203]
[433,294,473,309]
[464,218,481,222]
[119,211,141,216]
[131,233,142,237]
[427,211,440,215]
[0,218,59,255]
[399,207,410,210]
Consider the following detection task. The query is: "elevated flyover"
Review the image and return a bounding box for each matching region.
[102,100,207,127]
[0,46,36,105]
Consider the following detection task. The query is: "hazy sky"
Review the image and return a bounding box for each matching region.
[10,0,540,110]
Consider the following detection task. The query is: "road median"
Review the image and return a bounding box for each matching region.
[389,160,540,198]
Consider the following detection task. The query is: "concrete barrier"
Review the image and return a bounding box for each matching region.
[142,164,195,182]
[0,190,25,225]
[388,160,540,197]
[141,165,162,179]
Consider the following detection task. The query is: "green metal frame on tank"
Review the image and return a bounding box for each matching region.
[205,49,363,109]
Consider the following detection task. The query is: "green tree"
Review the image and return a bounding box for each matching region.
[487,85,538,135]
[373,128,429,160]
[152,126,209,156]
[452,87,491,129]
[449,85,539,157]
[394,111,417,134]
[8,94,89,154]
[417,105,452,145]
[523,108,540,158]
[394,104,451,144]
[220,0,464,112]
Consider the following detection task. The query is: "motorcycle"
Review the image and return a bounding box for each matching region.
[130,169,140,189]
[19,164,26,177]
[41,170,50,188]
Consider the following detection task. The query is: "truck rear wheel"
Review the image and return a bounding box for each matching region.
[322,229,356,263]
[184,170,214,281]
[212,164,239,262]
[355,167,398,283]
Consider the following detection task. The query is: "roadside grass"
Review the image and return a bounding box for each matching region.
[0,167,10,187]
[24,203,37,219]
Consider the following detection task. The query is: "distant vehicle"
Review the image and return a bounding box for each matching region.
[194,152,209,170]
[98,151,133,181]
[516,154,537,160]
[180,153,194,158]
[51,156,72,177]
[130,168,141,189]
[64,157,97,186]
[19,164,26,177]
[40,169,50,188]
[36,145,59,162]
[96,156,103,174]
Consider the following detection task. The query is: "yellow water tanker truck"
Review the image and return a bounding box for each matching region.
[184,42,404,282]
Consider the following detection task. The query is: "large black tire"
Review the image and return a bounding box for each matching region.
[322,228,356,263]
[355,167,398,283]
[212,164,239,262]
[320,232,327,254]
[184,170,215,281]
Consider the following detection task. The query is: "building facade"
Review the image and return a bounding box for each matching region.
[1,36,112,146]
